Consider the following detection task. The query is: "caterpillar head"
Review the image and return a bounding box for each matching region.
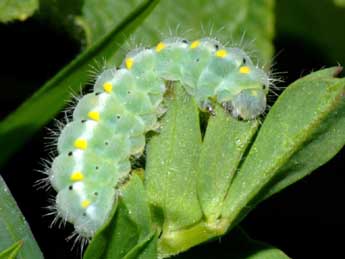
[219,49,269,120]
[228,88,267,120]
[232,68,269,119]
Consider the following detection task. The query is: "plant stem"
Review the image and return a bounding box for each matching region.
[158,218,229,258]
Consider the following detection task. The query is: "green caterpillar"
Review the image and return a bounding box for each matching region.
[48,37,270,238]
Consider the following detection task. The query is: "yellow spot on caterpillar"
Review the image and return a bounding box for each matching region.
[251,90,258,96]
[190,40,200,49]
[70,171,84,181]
[125,58,134,69]
[240,66,251,74]
[88,111,100,121]
[74,139,87,150]
[155,42,166,52]
[81,200,91,208]
[215,49,228,58]
[103,82,112,93]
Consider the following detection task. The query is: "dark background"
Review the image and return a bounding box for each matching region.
[0,1,344,258]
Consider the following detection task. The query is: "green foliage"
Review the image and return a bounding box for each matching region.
[86,67,345,258]
[0,0,344,258]
[145,85,203,232]
[0,0,160,167]
[0,0,38,22]
[0,176,43,259]
[80,0,142,46]
[334,0,345,7]
[0,240,23,259]
[80,0,274,65]
[261,68,345,199]
[221,67,345,225]
[197,105,259,222]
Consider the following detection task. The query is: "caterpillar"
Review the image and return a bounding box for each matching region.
[48,37,270,238]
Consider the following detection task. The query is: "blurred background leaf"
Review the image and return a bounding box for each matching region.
[79,0,274,66]
[276,0,345,72]
[334,0,345,7]
[0,176,43,259]
[79,0,142,46]
[36,0,85,44]
[0,0,38,22]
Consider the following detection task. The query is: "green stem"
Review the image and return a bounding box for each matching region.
[158,219,229,258]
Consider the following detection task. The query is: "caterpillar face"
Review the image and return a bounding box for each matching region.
[227,89,267,120]
[46,37,270,238]
[219,56,269,119]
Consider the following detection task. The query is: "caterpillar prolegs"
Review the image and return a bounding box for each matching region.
[48,37,270,238]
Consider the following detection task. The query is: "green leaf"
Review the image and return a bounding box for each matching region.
[0,0,38,22]
[0,176,43,259]
[79,0,142,46]
[334,0,345,7]
[124,232,157,259]
[144,84,203,257]
[221,67,345,228]
[145,84,203,232]
[0,240,23,259]
[262,68,345,199]
[84,174,155,259]
[80,0,274,66]
[0,0,160,167]
[221,227,291,259]
[197,105,259,222]
[175,227,290,259]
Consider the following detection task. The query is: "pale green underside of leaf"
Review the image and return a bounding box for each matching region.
[0,176,43,259]
[145,85,203,233]
[197,105,259,222]
[0,0,38,22]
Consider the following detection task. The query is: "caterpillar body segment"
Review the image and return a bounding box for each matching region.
[48,37,270,238]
